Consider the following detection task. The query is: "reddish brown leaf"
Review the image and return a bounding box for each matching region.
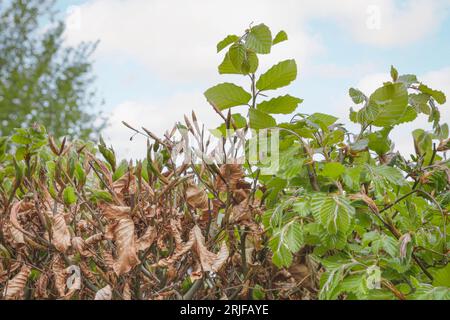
[3,265,31,300]
[51,213,71,252]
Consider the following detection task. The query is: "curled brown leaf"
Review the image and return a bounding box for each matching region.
[51,213,71,252]
[186,184,208,212]
[216,164,244,192]
[2,264,31,300]
[109,218,140,276]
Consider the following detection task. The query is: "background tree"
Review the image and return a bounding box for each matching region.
[0,0,105,139]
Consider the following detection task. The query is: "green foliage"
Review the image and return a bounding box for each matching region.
[0,0,105,139]
[256,59,297,91]
[208,23,449,300]
[63,186,77,205]
[204,83,251,110]
[257,95,303,114]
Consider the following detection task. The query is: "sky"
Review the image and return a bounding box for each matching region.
[56,0,450,160]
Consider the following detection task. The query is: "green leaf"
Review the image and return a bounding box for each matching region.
[217,34,239,52]
[321,162,345,179]
[204,83,251,110]
[15,146,26,161]
[349,88,366,104]
[227,44,259,74]
[412,129,432,157]
[418,84,446,104]
[390,65,398,82]
[269,221,303,268]
[357,83,408,127]
[228,43,246,70]
[368,127,392,156]
[113,160,128,181]
[249,108,276,129]
[308,113,338,130]
[11,134,32,145]
[218,51,258,75]
[269,236,292,268]
[285,221,304,252]
[252,284,266,300]
[368,165,405,186]
[272,30,288,45]
[63,186,77,205]
[432,264,450,287]
[245,23,272,54]
[397,105,417,124]
[311,194,355,234]
[98,142,116,172]
[256,59,297,91]
[89,189,113,203]
[409,93,430,115]
[215,113,247,136]
[257,95,302,114]
[398,74,418,86]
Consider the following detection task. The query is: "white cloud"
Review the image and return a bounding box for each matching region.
[64,0,448,83]
[64,0,324,83]
[307,0,447,47]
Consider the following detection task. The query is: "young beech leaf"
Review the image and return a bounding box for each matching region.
[218,51,258,75]
[204,83,251,110]
[349,88,366,104]
[257,95,302,114]
[217,34,239,52]
[272,30,288,45]
[311,194,355,235]
[228,43,246,70]
[418,84,446,104]
[63,186,77,205]
[245,23,272,54]
[249,108,276,129]
[256,59,297,91]
[269,221,303,268]
[390,65,399,82]
[321,162,345,179]
[357,82,408,127]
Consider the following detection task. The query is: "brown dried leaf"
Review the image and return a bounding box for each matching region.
[211,241,230,272]
[94,285,112,300]
[52,256,67,297]
[101,204,131,221]
[192,225,229,273]
[230,202,252,223]
[35,273,49,299]
[71,237,91,256]
[122,282,132,300]
[6,221,25,244]
[153,227,196,268]
[186,184,208,211]
[110,218,140,275]
[51,213,72,252]
[85,232,104,245]
[216,164,244,192]
[170,219,184,249]
[136,225,156,251]
[9,201,32,241]
[103,250,115,270]
[349,193,379,213]
[2,265,31,300]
